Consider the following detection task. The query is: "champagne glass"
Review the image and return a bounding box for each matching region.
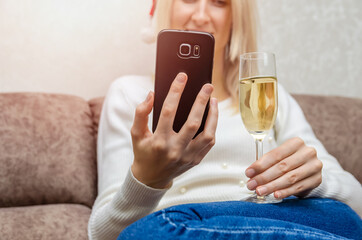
[239,52,282,204]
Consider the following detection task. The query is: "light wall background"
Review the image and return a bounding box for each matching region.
[0,0,361,100]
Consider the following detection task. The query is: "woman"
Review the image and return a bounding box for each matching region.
[88,0,362,239]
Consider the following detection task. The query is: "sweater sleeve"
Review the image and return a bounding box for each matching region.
[275,84,362,217]
[88,76,168,240]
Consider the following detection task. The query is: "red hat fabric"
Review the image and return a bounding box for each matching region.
[150,0,156,17]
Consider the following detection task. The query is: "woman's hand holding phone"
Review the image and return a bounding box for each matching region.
[131,73,218,189]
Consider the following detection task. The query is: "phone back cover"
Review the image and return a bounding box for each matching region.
[153,30,215,136]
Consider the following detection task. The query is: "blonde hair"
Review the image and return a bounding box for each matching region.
[152,0,259,111]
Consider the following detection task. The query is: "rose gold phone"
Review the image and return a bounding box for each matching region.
[152,29,215,137]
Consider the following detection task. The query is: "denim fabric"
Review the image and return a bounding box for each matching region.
[118,198,362,240]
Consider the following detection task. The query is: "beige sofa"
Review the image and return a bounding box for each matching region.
[0,92,361,240]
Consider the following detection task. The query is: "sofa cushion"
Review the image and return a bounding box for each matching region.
[0,204,90,240]
[293,94,362,183]
[0,93,97,208]
[88,96,105,140]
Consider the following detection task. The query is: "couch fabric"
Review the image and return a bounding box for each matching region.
[0,92,361,240]
[0,93,97,208]
[293,94,362,182]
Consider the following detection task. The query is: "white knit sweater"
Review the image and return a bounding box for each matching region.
[88,75,362,240]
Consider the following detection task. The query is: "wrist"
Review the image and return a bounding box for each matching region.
[131,164,173,189]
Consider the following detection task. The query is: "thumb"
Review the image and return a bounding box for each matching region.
[131,91,154,139]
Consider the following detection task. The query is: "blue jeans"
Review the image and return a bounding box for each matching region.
[118,198,362,240]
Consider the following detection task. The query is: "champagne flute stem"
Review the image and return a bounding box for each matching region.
[255,138,264,200]
[256,138,263,161]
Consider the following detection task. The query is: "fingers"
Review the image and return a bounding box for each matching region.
[247,144,316,188]
[182,97,218,164]
[178,84,214,142]
[189,138,216,167]
[245,137,305,178]
[189,97,218,146]
[156,73,188,133]
[273,172,322,199]
[202,97,219,138]
[253,159,322,197]
[244,136,323,199]
[131,91,154,139]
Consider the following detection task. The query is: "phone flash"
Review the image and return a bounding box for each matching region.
[194,45,200,56]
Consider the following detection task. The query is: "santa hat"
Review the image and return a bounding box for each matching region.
[141,0,156,43]
[149,0,156,17]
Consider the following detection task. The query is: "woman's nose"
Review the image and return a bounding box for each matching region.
[191,1,211,26]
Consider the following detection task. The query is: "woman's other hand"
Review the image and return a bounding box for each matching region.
[245,137,323,199]
[131,73,218,189]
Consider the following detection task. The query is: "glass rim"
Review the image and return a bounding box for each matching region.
[240,75,277,81]
[240,52,275,60]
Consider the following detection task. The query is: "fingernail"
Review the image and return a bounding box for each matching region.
[211,97,218,107]
[176,73,187,83]
[275,191,281,199]
[245,168,255,178]
[203,84,213,94]
[247,179,257,190]
[256,186,267,196]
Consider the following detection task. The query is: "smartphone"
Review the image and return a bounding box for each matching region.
[152,29,215,138]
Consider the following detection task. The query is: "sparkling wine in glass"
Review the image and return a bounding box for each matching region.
[239,52,282,204]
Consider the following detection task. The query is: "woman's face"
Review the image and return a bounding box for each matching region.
[170,0,232,55]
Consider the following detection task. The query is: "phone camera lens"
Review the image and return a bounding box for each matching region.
[180,43,191,56]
